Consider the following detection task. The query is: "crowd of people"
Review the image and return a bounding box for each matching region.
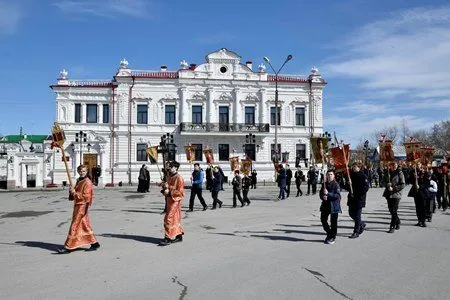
[55,158,449,252]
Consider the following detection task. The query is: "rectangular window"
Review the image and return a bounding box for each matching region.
[270,143,281,162]
[192,106,202,124]
[295,144,306,167]
[244,144,256,161]
[218,144,229,161]
[296,107,305,126]
[75,104,81,123]
[136,143,147,161]
[137,105,148,124]
[165,105,176,124]
[103,104,110,123]
[245,106,255,125]
[86,104,98,123]
[192,143,203,161]
[270,107,281,125]
[219,106,229,131]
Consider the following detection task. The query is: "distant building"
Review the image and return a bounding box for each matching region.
[48,48,326,186]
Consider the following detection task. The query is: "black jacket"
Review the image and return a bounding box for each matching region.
[348,170,369,208]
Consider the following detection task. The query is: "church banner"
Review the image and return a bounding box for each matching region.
[146,146,159,164]
[379,140,395,162]
[330,144,350,173]
[240,158,252,176]
[310,137,329,164]
[203,149,214,164]
[184,145,196,164]
[420,147,434,166]
[229,156,239,171]
[403,142,421,162]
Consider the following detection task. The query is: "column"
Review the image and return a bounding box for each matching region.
[99,146,106,186]
[207,88,214,123]
[21,164,27,188]
[98,104,103,124]
[81,103,86,123]
[179,87,187,123]
[233,88,240,124]
[259,89,266,124]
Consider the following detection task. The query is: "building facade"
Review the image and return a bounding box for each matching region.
[49,48,326,185]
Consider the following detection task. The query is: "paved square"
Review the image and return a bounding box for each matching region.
[1,185,449,299]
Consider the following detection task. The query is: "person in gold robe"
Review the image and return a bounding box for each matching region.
[57,165,100,254]
[159,161,185,246]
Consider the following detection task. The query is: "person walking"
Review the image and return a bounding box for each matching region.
[423,171,438,223]
[319,169,342,245]
[382,162,405,233]
[250,169,258,189]
[137,164,148,193]
[211,166,223,209]
[277,164,287,200]
[188,163,208,212]
[294,167,304,197]
[347,162,369,239]
[57,165,100,254]
[285,164,293,198]
[242,173,251,205]
[231,170,245,207]
[159,161,185,246]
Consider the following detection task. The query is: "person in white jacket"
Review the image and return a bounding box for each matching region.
[422,171,438,223]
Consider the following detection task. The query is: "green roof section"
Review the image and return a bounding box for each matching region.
[0,135,49,143]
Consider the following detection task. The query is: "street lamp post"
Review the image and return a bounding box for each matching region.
[263,54,293,161]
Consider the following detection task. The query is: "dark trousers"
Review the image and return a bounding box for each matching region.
[437,193,448,210]
[414,195,425,222]
[243,189,250,203]
[233,189,244,206]
[386,197,401,228]
[425,196,434,220]
[211,190,222,208]
[308,183,317,194]
[189,186,207,210]
[348,205,364,234]
[278,185,286,199]
[296,181,303,196]
[286,181,292,197]
[321,211,338,239]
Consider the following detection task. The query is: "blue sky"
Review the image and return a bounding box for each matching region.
[1,0,449,146]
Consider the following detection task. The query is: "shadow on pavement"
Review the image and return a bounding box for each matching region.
[250,234,324,243]
[122,209,163,215]
[15,241,61,252]
[99,233,161,244]
[273,229,325,236]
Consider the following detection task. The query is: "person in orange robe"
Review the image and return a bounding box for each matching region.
[159,161,185,246]
[57,165,100,254]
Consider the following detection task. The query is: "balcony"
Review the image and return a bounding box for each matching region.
[180,122,270,133]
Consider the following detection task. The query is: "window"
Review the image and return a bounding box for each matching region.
[192,105,202,124]
[295,144,306,167]
[245,107,255,125]
[75,104,81,123]
[218,144,229,161]
[103,104,110,123]
[165,105,176,124]
[136,143,147,161]
[86,104,98,123]
[219,106,229,131]
[244,144,256,161]
[192,144,203,161]
[296,107,305,126]
[137,105,148,124]
[270,143,281,162]
[270,107,281,125]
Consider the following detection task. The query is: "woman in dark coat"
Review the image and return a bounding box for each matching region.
[250,169,258,189]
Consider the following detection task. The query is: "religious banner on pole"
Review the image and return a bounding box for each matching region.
[203,148,214,164]
[229,156,239,171]
[310,137,328,163]
[379,140,395,162]
[403,142,421,162]
[240,158,252,176]
[146,146,159,164]
[330,144,350,173]
[272,150,280,172]
[184,145,196,164]
[419,147,434,166]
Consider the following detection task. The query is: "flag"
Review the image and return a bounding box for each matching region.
[51,123,66,148]
[379,140,395,162]
[203,149,214,164]
[184,145,196,164]
[229,156,239,171]
[420,147,434,166]
[310,137,328,163]
[403,142,421,162]
[330,144,350,173]
[146,146,159,164]
[240,158,252,176]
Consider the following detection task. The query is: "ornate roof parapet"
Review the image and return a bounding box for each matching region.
[57,69,69,85]
[180,60,189,70]
[308,66,326,84]
[258,63,266,73]
[116,58,131,76]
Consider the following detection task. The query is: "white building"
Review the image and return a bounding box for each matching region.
[49,48,326,186]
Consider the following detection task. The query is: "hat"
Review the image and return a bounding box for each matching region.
[168,161,180,169]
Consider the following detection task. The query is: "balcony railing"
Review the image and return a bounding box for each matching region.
[180,122,270,133]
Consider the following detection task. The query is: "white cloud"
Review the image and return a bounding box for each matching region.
[53,0,150,18]
[0,2,22,35]
[322,5,450,143]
